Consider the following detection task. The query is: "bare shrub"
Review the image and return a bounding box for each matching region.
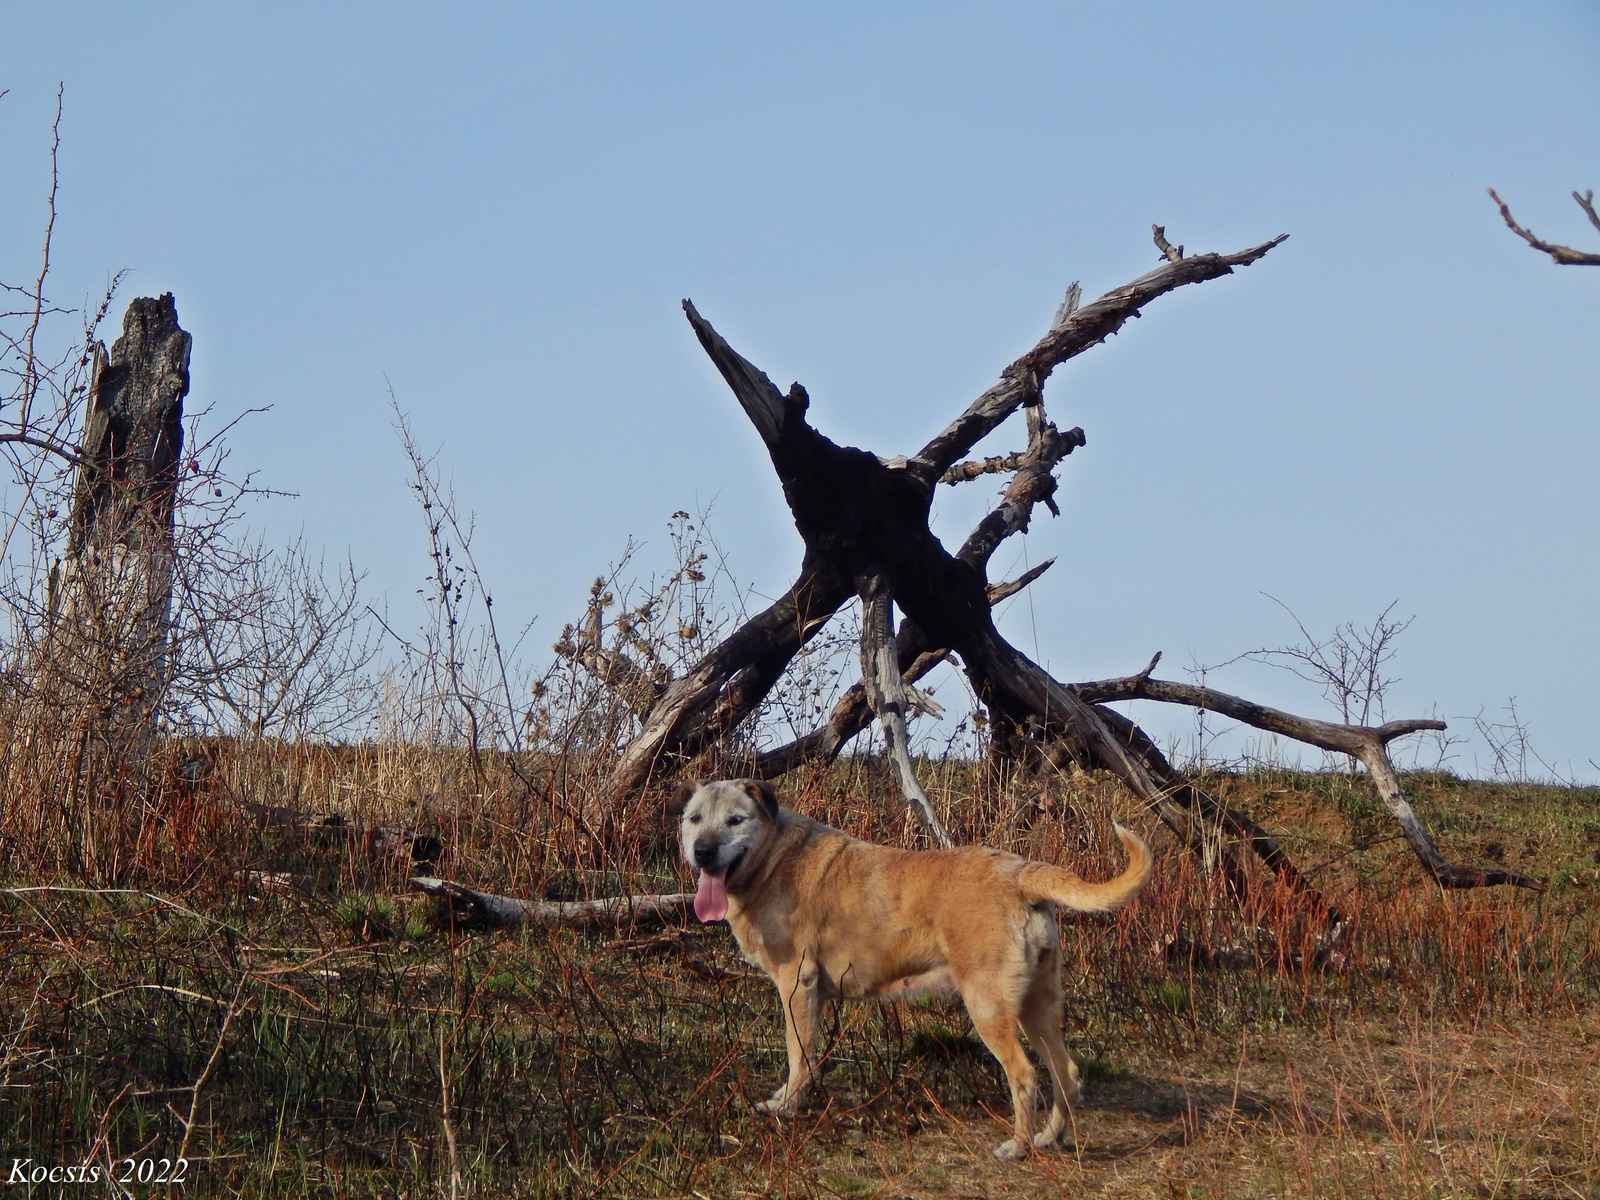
[1469,698,1572,786]
[538,509,756,788]
[173,535,379,741]
[1191,598,1416,773]
[1248,597,1414,731]
[376,405,532,756]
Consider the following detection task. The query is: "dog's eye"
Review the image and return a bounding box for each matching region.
[726,815,745,827]
[687,814,701,825]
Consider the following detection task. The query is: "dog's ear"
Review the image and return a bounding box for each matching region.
[742,778,780,821]
[666,780,700,818]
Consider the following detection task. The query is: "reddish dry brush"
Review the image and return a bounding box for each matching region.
[2,739,1596,1199]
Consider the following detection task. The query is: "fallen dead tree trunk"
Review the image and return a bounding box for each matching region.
[592,239,1262,820]
[1159,926,1350,974]
[576,225,1537,899]
[669,239,1288,894]
[233,869,326,897]
[410,877,692,930]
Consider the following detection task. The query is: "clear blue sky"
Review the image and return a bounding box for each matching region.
[2,2,1596,778]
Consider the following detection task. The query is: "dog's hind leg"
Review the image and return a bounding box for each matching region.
[1018,959,1081,1150]
[965,991,1038,1160]
[755,958,821,1117]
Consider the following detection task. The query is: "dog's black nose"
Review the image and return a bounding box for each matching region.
[694,837,722,868]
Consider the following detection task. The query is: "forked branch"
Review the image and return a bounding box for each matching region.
[909,232,1286,482]
[1073,669,1543,890]
[1488,188,1600,266]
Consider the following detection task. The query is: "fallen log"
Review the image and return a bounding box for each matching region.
[233,869,325,897]
[410,877,693,930]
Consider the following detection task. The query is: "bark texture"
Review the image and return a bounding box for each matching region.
[46,295,190,773]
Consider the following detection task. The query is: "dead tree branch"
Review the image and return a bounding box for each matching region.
[858,575,953,846]
[1072,670,1542,889]
[752,565,1043,778]
[1488,188,1600,265]
[908,233,1287,483]
[1151,225,1184,262]
[958,424,1085,565]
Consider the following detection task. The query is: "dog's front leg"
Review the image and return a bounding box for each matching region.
[755,958,821,1117]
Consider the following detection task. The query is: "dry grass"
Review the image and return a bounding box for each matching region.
[1,744,1597,1198]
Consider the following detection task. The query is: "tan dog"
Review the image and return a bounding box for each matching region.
[678,778,1152,1160]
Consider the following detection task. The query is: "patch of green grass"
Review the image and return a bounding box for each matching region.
[1159,980,1192,1015]
[815,1168,877,1196]
[335,893,397,939]
[1072,1047,1128,1084]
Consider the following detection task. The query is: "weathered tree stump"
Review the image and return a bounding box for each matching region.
[46,294,190,776]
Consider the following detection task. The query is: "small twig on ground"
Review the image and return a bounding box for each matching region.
[175,976,249,1164]
[439,1031,462,1200]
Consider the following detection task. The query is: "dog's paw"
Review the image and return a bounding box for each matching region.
[753,1095,800,1119]
[992,1138,1027,1162]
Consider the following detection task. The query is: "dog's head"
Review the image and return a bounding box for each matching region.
[676,778,779,923]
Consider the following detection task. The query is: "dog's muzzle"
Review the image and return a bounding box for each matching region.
[692,837,731,872]
[689,840,746,923]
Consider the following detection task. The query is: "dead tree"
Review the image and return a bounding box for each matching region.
[45,294,190,774]
[588,228,1537,896]
[1488,188,1600,265]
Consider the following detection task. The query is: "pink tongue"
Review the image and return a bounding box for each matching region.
[694,870,729,922]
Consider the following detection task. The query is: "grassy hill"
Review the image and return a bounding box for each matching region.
[2,748,1596,1198]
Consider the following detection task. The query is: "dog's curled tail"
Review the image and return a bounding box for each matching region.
[1020,823,1153,913]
